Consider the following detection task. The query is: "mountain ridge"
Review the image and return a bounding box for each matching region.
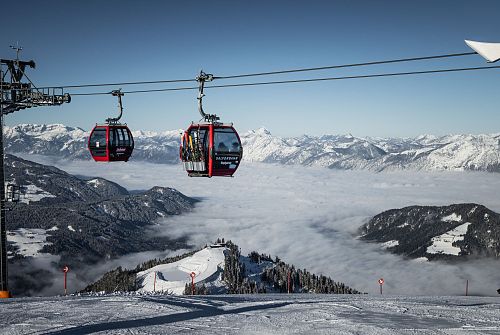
[83,239,361,296]
[5,123,500,172]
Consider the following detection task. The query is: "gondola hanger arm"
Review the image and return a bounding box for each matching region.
[106,89,124,124]
[196,70,219,123]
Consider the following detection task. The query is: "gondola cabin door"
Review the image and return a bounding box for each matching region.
[88,126,107,160]
[211,125,242,177]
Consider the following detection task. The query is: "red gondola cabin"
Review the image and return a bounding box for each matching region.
[88,125,134,162]
[180,122,242,177]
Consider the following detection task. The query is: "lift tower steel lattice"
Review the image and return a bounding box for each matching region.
[0,46,70,298]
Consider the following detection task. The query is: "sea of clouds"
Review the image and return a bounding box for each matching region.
[21,155,500,296]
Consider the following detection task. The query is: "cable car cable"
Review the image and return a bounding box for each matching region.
[38,51,476,90]
[68,64,500,96]
[213,52,478,80]
[37,78,196,90]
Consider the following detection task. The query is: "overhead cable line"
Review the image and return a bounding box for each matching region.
[213,52,477,79]
[69,64,500,96]
[41,51,476,90]
[37,78,195,90]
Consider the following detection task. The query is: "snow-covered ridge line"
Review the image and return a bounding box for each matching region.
[5,123,500,172]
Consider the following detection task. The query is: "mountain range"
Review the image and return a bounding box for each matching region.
[5,123,500,172]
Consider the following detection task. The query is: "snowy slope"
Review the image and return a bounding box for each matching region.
[1,294,500,334]
[137,246,226,295]
[6,123,500,172]
[6,228,52,258]
[361,203,500,261]
[5,124,88,159]
[427,222,472,255]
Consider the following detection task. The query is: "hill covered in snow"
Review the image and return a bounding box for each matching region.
[5,154,196,296]
[5,123,500,172]
[360,203,500,261]
[83,240,361,296]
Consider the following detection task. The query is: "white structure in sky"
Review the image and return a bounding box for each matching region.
[465,40,500,62]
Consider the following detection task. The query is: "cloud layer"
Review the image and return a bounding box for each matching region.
[22,155,500,296]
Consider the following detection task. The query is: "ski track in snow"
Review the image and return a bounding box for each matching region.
[16,156,500,296]
[1,294,500,334]
[137,247,226,295]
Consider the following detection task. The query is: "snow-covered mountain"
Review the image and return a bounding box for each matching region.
[360,203,500,261]
[83,240,360,296]
[5,154,196,296]
[242,128,500,172]
[5,124,182,163]
[5,123,500,172]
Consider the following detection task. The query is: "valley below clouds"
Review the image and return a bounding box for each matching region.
[22,155,500,296]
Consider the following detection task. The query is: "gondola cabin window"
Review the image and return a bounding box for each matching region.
[89,128,107,157]
[214,128,241,153]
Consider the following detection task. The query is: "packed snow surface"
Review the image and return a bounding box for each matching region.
[441,213,463,222]
[137,246,226,295]
[381,240,399,249]
[7,228,51,258]
[427,223,472,255]
[1,294,500,334]
[19,183,56,203]
[86,178,102,188]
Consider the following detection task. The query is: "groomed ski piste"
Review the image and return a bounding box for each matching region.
[1,294,499,334]
[136,245,227,295]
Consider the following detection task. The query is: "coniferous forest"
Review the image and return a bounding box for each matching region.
[217,240,361,295]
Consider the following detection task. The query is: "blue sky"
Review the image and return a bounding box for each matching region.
[2,0,500,137]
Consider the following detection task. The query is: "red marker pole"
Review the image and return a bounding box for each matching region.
[287,271,291,294]
[153,272,157,293]
[378,278,384,295]
[190,272,196,295]
[63,266,69,296]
